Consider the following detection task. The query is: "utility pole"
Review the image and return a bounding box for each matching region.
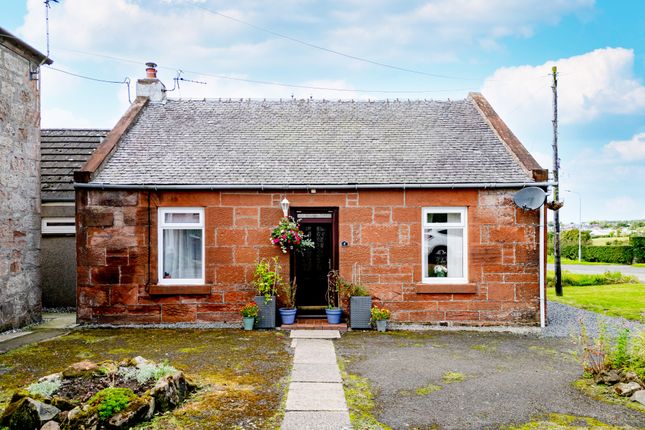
[552,66,563,296]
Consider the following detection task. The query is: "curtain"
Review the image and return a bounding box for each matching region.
[163,229,202,279]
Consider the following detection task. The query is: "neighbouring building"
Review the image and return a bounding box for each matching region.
[41,129,108,308]
[0,27,52,331]
[74,66,548,326]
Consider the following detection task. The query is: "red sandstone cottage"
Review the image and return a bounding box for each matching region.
[74,70,549,327]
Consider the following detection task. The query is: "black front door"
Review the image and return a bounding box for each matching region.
[292,209,338,316]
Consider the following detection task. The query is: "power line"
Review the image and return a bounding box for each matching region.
[194,4,478,82]
[44,65,132,102]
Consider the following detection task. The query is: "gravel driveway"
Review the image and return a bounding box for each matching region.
[336,305,645,429]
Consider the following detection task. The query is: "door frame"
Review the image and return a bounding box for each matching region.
[289,207,339,301]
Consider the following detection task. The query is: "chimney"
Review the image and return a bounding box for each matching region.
[136,62,166,103]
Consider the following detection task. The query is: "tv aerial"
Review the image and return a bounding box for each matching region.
[513,187,547,210]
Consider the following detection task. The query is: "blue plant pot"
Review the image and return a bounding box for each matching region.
[243,317,255,331]
[325,308,343,324]
[279,308,297,325]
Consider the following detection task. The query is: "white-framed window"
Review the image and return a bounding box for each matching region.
[422,207,468,284]
[158,208,205,285]
[42,217,76,234]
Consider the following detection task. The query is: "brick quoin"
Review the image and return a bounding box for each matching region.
[76,188,543,326]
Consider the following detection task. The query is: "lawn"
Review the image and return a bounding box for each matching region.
[547,255,645,268]
[548,284,645,322]
[0,329,292,429]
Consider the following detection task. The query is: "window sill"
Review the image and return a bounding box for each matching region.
[416,283,477,294]
[149,285,211,295]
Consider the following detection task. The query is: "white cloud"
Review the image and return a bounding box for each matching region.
[41,108,94,128]
[605,133,645,161]
[482,48,645,136]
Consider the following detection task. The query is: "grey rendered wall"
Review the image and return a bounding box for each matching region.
[0,44,42,331]
[41,236,76,308]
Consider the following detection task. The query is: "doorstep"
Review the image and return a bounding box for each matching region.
[279,318,348,332]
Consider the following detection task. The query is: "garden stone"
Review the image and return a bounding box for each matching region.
[150,372,194,412]
[621,371,643,385]
[4,398,60,430]
[107,396,154,428]
[62,360,98,378]
[614,382,642,397]
[631,390,645,406]
[596,370,621,385]
[65,404,98,430]
[41,421,60,430]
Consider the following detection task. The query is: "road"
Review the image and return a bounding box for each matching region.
[547,263,645,282]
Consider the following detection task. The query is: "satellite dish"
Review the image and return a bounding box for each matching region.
[513,187,547,210]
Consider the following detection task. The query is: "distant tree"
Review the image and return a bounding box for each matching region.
[561,229,591,245]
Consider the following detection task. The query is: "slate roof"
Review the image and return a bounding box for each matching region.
[42,129,108,201]
[91,95,540,187]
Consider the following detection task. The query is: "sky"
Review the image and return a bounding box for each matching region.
[3,0,644,223]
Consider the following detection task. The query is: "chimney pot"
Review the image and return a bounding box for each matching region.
[145,62,158,79]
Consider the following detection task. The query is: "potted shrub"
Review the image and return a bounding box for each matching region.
[240,302,259,330]
[252,257,282,328]
[371,305,391,332]
[332,270,371,329]
[325,271,343,324]
[270,217,315,254]
[278,277,298,325]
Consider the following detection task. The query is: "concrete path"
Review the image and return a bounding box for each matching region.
[548,263,645,282]
[0,312,77,354]
[282,330,351,430]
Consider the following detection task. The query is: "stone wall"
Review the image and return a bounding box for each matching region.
[76,188,543,326]
[0,44,42,330]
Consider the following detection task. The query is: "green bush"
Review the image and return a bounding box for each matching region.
[560,245,633,264]
[546,270,639,287]
[89,387,137,420]
[631,236,645,263]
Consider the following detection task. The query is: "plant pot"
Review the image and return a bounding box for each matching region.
[279,308,297,325]
[254,296,276,329]
[375,320,388,332]
[436,272,447,278]
[325,307,343,324]
[350,296,372,329]
[243,316,255,331]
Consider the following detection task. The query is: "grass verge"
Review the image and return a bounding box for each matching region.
[548,284,645,322]
[503,412,632,429]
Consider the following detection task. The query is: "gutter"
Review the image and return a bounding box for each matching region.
[74,181,554,190]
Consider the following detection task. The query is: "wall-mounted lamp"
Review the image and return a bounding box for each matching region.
[280,197,290,217]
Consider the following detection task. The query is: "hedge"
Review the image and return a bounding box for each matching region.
[630,236,645,263]
[561,245,634,264]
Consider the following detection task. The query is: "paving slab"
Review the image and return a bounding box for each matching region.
[290,329,341,339]
[0,331,31,343]
[291,362,342,383]
[285,382,348,411]
[293,339,338,364]
[282,411,351,430]
[37,313,77,330]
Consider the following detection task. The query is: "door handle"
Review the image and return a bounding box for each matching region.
[328,258,332,270]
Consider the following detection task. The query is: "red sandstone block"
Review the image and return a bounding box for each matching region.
[516,283,540,301]
[482,273,504,283]
[361,225,398,244]
[92,305,127,316]
[391,207,419,223]
[389,246,417,264]
[487,283,515,301]
[206,207,234,228]
[502,247,515,264]
[398,224,410,245]
[77,247,106,266]
[246,228,270,246]
[122,207,148,226]
[472,206,514,225]
[82,210,115,227]
[486,225,528,244]
[339,245,371,264]
[221,193,273,207]
[196,303,239,313]
[260,207,283,226]
[341,207,373,224]
[388,301,438,311]
[162,304,197,323]
[346,193,359,206]
[106,255,128,266]
[445,310,480,321]
[137,293,183,305]
[206,247,234,266]
[196,312,238,323]
[405,189,477,207]
[216,265,246,284]
[503,273,538,283]
[258,245,281,259]
[91,267,120,284]
[470,245,502,265]
[380,273,413,283]
[158,191,219,206]
[371,248,390,265]
[467,301,502,311]
[351,225,361,244]
[235,247,259,264]
[516,207,540,225]
[217,228,247,246]
[286,193,347,206]
[358,190,404,206]
[436,301,467,310]
[90,190,138,207]
[401,310,446,322]
[78,286,109,308]
[234,217,259,227]
[373,207,392,224]
[516,245,539,264]
[110,285,138,305]
[223,291,255,303]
